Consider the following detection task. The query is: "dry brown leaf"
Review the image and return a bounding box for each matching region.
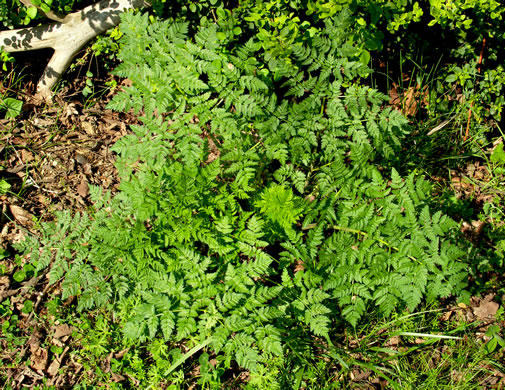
[389,83,428,117]
[6,164,25,174]
[403,87,418,116]
[75,153,89,166]
[39,196,51,208]
[0,275,9,289]
[22,366,44,381]
[47,345,69,377]
[83,163,93,176]
[0,217,8,234]
[473,295,499,319]
[8,227,26,245]
[20,149,34,163]
[102,351,114,373]
[386,335,401,347]
[81,121,96,136]
[9,205,34,227]
[294,259,305,273]
[111,372,126,382]
[76,177,89,198]
[53,324,74,339]
[64,102,79,118]
[46,358,61,377]
[351,370,371,382]
[114,348,130,359]
[451,370,465,382]
[440,310,453,321]
[30,347,48,371]
[121,78,133,87]
[33,117,55,128]
[471,220,485,236]
[52,338,65,348]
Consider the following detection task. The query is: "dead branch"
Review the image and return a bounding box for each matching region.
[0,0,149,100]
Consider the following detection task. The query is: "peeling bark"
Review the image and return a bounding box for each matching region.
[0,0,149,99]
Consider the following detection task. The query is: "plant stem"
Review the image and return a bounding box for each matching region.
[302,223,420,263]
[464,37,486,141]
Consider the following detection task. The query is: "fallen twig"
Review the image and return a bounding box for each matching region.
[0,0,149,100]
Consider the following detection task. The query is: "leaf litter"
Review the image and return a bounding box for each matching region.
[0,62,141,387]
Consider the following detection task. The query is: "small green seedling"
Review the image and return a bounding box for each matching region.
[82,71,94,97]
[491,142,505,175]
[0,179,11,194]
[0,248,9,260]
[21,299,33,314]
[484,325,505,354]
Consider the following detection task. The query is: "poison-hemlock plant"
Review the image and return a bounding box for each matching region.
[16,9,469,372]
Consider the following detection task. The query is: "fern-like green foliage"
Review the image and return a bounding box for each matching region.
[16,9,469,373]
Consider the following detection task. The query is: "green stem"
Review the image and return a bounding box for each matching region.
[163,337,213,377]
[302,223,420,263]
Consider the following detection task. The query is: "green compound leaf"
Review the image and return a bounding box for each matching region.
[15,9,471,376]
